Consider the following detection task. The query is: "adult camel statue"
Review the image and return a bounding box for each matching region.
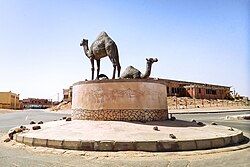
[80,32,121,80]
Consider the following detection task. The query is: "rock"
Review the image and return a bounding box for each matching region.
[32,125,41,130]
[38,121,43,124]
[20,125,26,130]
[243,115,250,120]
[170,116,176,121]
[8,133,14,140]
[30,121,36,124]
[211,122,217,125]
[153,126,159,131]
[98,74,109,80]
[14,128,23,133]
[62,116,67,120]
[66,117,72,121]
[169,134,176,139]
[4,138,11,142]
[197,122,204,126]
[8,127,22,140]
[20,126,29,131]
[8,130,14,139]
[191,119,196,123]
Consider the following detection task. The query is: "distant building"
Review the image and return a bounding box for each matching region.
[21,98,52,109]
[151,78,231,100]
[63,78,231,101]
[63,86,72,102]
[0,91,21,109]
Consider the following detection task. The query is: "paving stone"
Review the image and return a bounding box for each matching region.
[196,139,212,149]
[97,141,114,151]
[211,138,225,148]
[63,140,81,150]
[223,136,232,146]
[47,139,63,149]
[33,138,47,147]
[157,140,178,151]
[136,141,157,151]
[80,141,94,151]
[16,135,24,142]
[23,136,33,146]
[178,140,197,150]
[114,141,135,151]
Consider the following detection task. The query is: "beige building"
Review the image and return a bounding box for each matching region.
[63,86,73,102]
[0,91,21,109]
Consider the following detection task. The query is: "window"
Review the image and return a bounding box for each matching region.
[199,88,201,93]
[176,88,180,94]
[206,89,217,95]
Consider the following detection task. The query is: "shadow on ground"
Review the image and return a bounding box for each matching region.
[125,119,204,127]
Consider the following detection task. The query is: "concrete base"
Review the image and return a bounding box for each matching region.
[14,120,244,152]
[72,79,168,121]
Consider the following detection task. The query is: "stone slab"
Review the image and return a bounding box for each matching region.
[178,140,197,151]
[211,138,225,148]
[136,141,158,151]
[114,141,136,151]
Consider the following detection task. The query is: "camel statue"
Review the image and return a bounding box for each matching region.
[120,58,158,79]
[80,32,121,80]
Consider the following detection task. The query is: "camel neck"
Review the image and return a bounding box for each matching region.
[83,44,90,58]
[141,63,152,79]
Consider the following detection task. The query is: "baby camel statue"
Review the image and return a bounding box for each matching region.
[120,58,158,79]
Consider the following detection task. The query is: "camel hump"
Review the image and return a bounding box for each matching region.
[96,31,109,40]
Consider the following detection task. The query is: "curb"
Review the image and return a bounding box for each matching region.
[169,108,250,115]
[14,131,245,152]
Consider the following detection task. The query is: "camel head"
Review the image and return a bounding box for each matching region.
[146,58,158,65]
[80,38,88,47]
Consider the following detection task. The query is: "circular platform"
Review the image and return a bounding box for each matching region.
[72,79,168,121]
[14,120,244,151]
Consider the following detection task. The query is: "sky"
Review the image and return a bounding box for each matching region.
[0,0,249,100]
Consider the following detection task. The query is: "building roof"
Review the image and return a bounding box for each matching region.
[155,78,231,89]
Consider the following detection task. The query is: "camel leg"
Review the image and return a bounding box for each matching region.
[90,59,94,80]
[96,59,100,80]
[112,64,116,79]
[117,63,121,78]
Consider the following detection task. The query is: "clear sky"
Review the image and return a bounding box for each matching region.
[0,0,249,100]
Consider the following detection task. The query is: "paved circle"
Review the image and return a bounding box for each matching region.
[14,119,244,151]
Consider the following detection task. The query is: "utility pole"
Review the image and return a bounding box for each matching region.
[51,99,53,108]
[57,93,59,102]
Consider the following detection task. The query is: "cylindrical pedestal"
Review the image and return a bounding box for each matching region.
[72,79,168,121]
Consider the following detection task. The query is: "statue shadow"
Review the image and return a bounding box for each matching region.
[127,119,204,128]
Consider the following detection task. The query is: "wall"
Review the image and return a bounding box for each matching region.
[0,92,20,109]
[72,79,168,121]
[167,96,249,110]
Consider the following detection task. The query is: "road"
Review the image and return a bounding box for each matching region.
[0,109,249,167]
[173,111,250,135]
